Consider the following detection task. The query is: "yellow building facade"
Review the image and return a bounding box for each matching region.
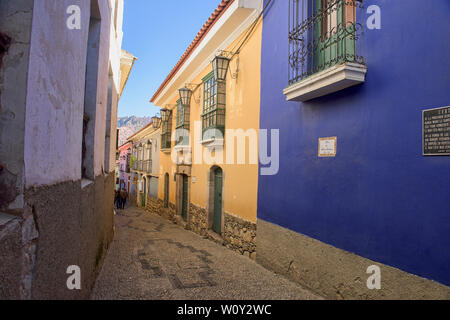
[150,0,263,258]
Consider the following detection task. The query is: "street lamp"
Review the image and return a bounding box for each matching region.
[151,115,161,128]
[179,87,193,106]
[160,108,171,122]
[212,54,231,82]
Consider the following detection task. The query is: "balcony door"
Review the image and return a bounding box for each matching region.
[315,0,356,72]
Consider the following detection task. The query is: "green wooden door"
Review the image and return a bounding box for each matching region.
[164,173,169,208]
[213,168,223,234]
[142,178,146,207]
[182,175,188,221]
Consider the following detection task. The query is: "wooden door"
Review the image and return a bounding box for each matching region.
[213,168,223,234]
[182,175,188,221]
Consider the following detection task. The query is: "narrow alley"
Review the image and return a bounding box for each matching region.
[91,206,321,300]
[1,0,449,303]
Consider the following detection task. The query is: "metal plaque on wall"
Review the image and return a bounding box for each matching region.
[423,106,450,156]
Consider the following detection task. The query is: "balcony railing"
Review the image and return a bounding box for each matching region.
[143,160,152,173]
[288,0,364,85]
[131,160,153,173]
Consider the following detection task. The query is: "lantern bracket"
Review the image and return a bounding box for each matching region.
[164,104,177,109]
[151,112,162,129]
[214,50,239,80]
[182,83,201,104]
[230,55,239,80]
[160,106,175,122]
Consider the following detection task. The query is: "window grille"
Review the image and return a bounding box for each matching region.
[176,100,190,130]
[201,72,226,139]
[161,112,172,149]
[288,0,364,85]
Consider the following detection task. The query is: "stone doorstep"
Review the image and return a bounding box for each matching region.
[206,230,225,246]
[173,215,189,229]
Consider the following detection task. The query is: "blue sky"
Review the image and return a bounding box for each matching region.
[118,0,221,117]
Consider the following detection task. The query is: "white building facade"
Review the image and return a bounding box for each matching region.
[128,124,161,208]
[0,0,127,299]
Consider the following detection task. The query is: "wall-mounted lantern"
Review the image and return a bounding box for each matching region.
[212,54,231,82]
[179,87,193,106]
[151,115,161,129]
[160,108,171,122]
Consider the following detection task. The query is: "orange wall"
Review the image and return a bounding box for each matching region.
[158,18,262,223]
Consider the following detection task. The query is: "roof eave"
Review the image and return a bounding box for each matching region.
[150,0,236,105]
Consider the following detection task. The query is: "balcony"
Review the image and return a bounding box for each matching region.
[131,160,153,174]
[284,0,366,102]
[131,160,142,171]
[143,160,153,173]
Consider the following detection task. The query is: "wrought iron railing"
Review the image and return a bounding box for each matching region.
[143,160,152,173]
[130,160,153,173]
[288,0,364,85]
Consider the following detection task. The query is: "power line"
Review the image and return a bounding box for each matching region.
[231,0,273,58]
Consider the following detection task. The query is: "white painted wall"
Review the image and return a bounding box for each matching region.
[24,0,124,187]
[106,0,123,173]
[92,0,112,177]
[24,0,90,187]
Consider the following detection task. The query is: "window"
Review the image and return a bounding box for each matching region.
[126,153,131,173]
[114,0,119,34]
[161,112,172,149]
[175,100,190,146]
[288,0,362,84]
[147,143,152,160]
[201,72,225,140]
[82,1,101,180]
[176,100,190,130]
[285,0,366,101]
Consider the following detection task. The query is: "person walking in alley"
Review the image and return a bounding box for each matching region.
[120,188,128,209]
[114,189,120,209]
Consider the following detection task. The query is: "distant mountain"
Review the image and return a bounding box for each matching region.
[117,116,151,146]
[118,116,151,129]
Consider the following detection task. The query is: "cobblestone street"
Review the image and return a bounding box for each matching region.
[91,206,322,300]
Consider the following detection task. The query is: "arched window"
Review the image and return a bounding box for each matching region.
[138,143,143,160]
[147,140,152,160]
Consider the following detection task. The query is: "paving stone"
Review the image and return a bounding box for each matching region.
[91,206,322,300]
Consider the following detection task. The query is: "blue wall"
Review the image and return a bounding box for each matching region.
[258,0,450,285]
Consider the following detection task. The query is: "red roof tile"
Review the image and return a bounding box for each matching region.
[150,0,235,103]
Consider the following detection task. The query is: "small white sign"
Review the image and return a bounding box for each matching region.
[319,137,337,157]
